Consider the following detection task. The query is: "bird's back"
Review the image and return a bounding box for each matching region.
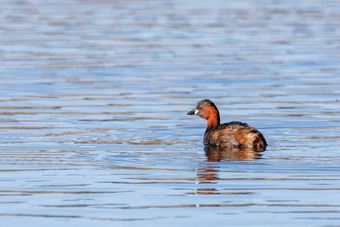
[204,121,266,149]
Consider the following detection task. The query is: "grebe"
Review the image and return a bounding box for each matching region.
[187,99,266,149]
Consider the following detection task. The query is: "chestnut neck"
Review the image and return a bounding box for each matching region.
[203,105,220,132]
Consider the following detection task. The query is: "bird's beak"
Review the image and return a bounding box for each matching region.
[187,109,198,115]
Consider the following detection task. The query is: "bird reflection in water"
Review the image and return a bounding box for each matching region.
[195,146,265,195]
[204,145,264,162]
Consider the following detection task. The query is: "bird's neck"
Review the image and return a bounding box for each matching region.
[204,106,220,132]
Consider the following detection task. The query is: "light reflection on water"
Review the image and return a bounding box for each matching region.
[0,0,340,226]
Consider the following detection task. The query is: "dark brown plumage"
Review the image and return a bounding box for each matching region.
[187,99,266,149]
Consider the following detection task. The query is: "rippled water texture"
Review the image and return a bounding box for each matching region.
[0,0,339,226]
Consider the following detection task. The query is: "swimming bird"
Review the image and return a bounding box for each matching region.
[187,99,266,149]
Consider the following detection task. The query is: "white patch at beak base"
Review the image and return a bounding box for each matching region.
[194,109,199,115]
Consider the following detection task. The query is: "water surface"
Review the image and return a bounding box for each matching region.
[0,0,339,226]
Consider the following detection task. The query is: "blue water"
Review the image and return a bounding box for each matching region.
[0,0,339,226]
